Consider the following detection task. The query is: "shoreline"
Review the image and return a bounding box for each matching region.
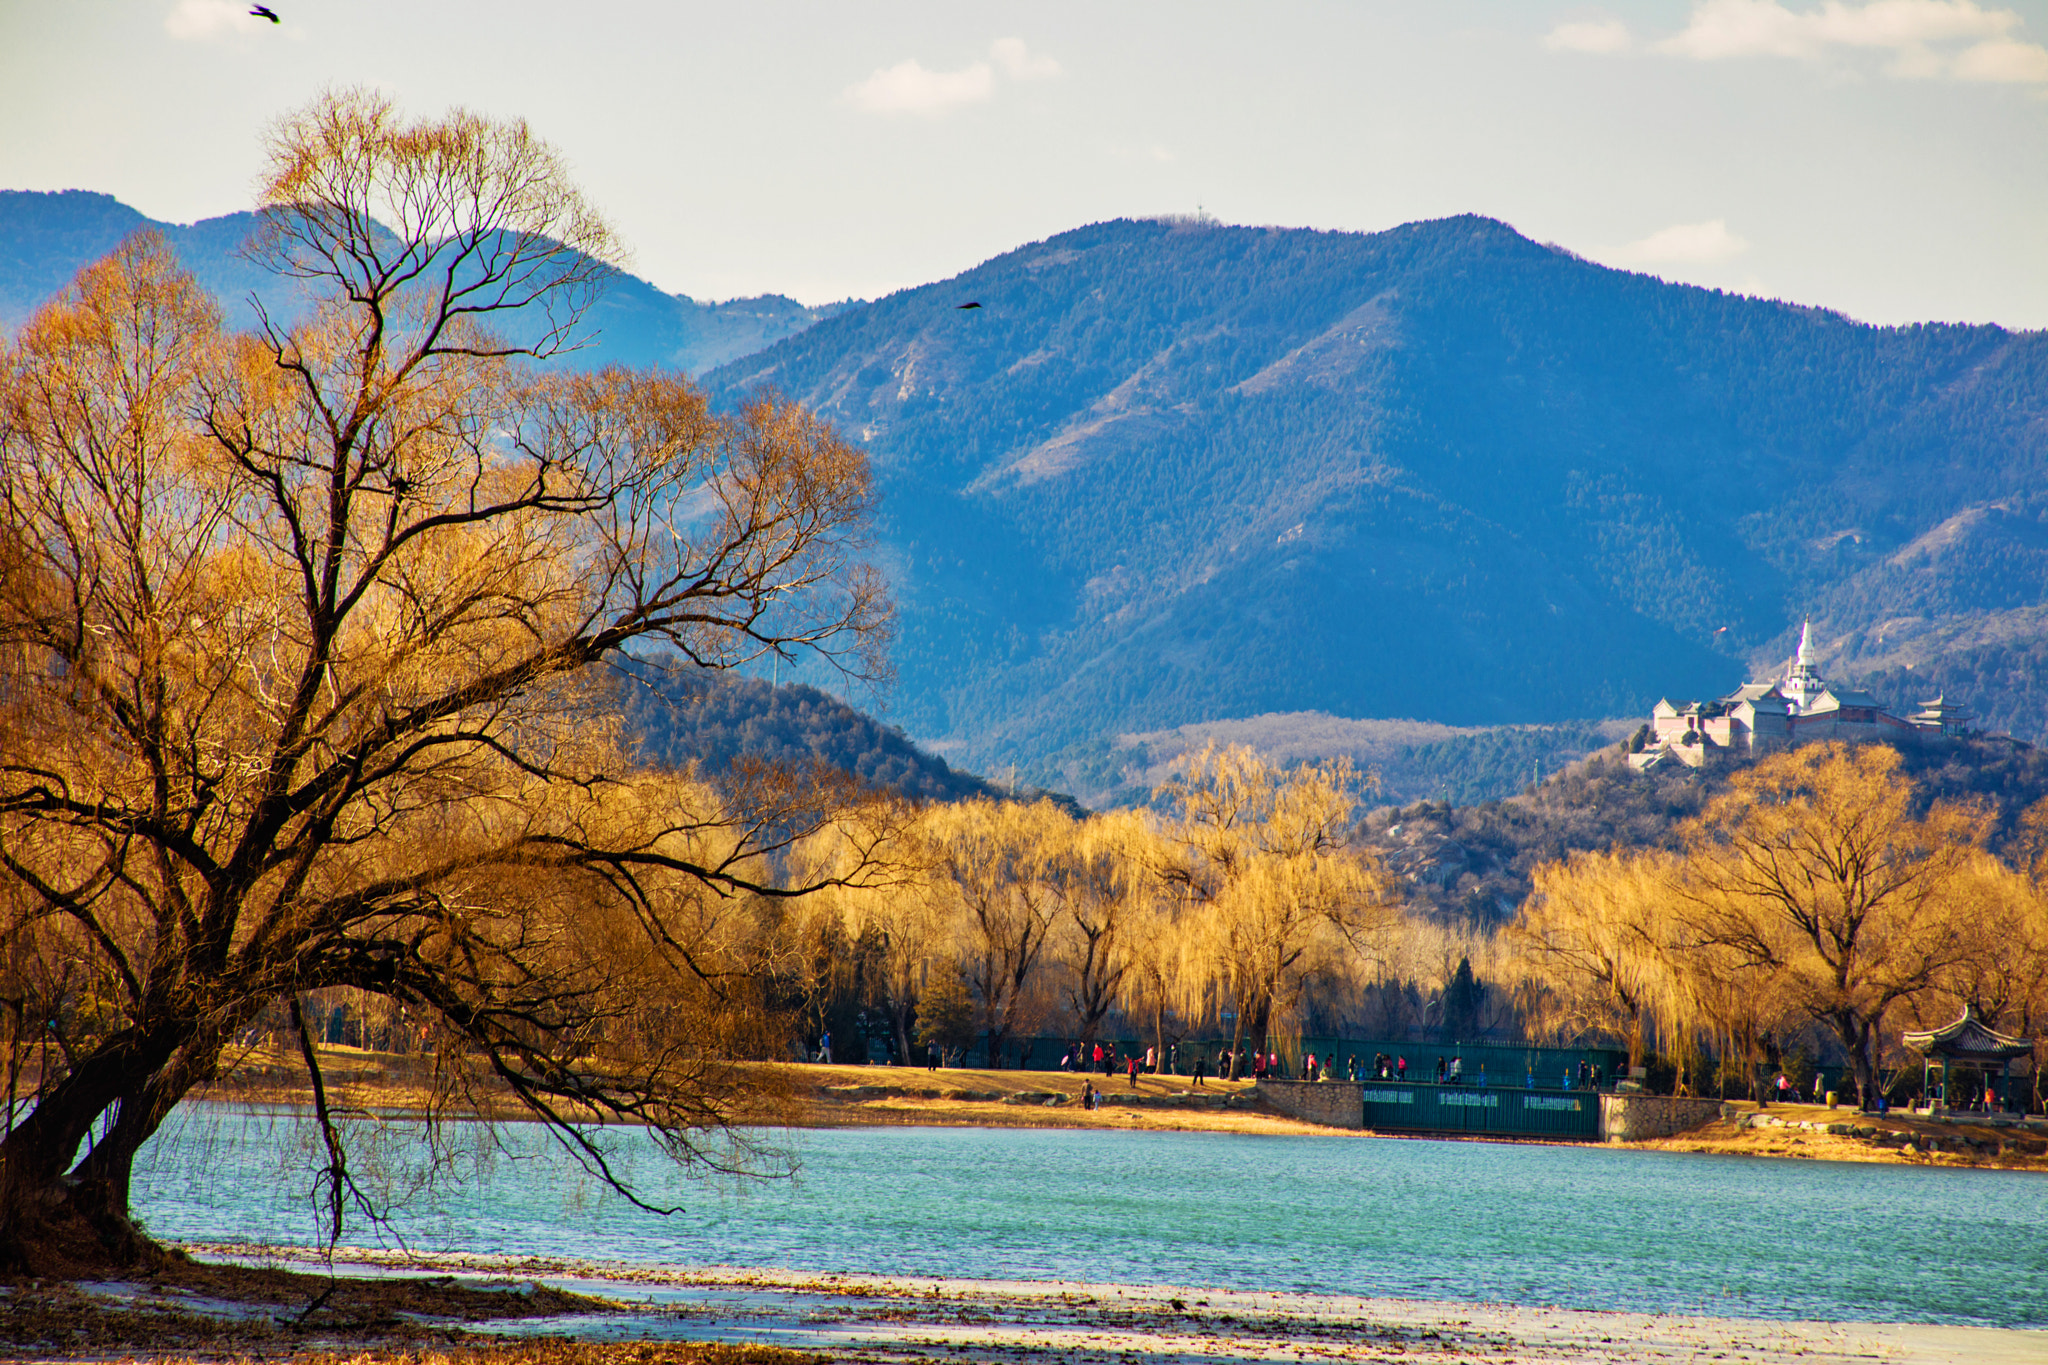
[170,1245,2048,1364]
[192,1046,2048,1169]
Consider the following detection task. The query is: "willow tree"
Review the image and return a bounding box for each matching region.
[1513,849,1678,1069]
[1048,808,1157,1057]
[1672,742,1982,1108]
[0,92,890,1269]
[1918,851,2048,1040]
[1161,746,1391,1076]
[919,798,1071,1067]
[1513,847,1785,1096]
[795,802,937,1064]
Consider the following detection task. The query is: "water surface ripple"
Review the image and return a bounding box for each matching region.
[134,1106,2047,1328]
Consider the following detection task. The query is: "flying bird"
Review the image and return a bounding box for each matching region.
[250,5,280,21]
[956,301,982,310]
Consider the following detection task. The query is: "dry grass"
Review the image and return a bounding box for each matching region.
[0,1255,620,1359]
[1639,1101,2048,1169]
[188,1049,1353,1137]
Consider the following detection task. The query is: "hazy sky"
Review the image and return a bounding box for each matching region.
[3,1,2044,327]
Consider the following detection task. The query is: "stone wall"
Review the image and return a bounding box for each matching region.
[1255,1079,1363,1129]
[1599,1093,1723,1141]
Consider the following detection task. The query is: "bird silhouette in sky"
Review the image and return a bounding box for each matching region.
[249,5,280,22]
[956,301,982,310]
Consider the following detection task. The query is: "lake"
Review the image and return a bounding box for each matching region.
[134,1106,2048,1328]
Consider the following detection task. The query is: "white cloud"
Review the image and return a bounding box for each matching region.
[991,38,1061,81]
[1544,20,1634,54]
[1613,219,1751,265]
[846,39,1061,117]
[1953,35,2048,79]
[1654,0,2048,82]
[164,0,267,40]
[845,59,996,116]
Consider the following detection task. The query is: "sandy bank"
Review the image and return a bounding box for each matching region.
[174,1246,2048,1365]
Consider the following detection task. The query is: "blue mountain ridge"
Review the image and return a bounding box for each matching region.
[8,192,2044,804]
[700,214,2048,791]
[0,189,848,376]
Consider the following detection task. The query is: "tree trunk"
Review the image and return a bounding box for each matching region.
[0,1006,247,1271]
[1820,1009,1882,1111]
[893,998,914,1068]
[0,1051,180,1270]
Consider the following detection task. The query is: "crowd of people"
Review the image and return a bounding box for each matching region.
[857,1033,1617,1095]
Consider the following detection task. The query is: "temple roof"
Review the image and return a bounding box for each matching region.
[1799,686,1885,716]
[1902,1004,2034,1060]
[1824,687,1883,708]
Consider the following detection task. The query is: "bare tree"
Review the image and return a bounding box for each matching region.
[1671,743,1983,1108]
[0,91,892,1269]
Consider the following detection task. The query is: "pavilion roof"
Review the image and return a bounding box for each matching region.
[1902,1004,2034,1060]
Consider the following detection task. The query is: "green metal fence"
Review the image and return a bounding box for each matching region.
[1359,1081,1602,1140]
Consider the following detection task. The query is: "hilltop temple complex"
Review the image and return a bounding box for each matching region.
[1628,622,1969,771]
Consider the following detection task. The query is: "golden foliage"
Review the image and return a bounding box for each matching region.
[1511,742,2041,1103]
[0,92,891,1265]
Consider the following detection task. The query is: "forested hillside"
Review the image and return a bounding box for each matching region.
[1059,712,1634,810]
[707,214,2048,777]
[617,664,1007,803]
[0,189,845,373]
[1366,735,2048,929]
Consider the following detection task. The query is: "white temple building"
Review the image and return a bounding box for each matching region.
[1628,622,1969,771]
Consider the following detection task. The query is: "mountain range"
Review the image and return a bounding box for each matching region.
[704,214,2048,787]
[0,189,846,375]
[7,191,2045,803]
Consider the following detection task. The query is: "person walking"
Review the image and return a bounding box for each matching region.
[818,1030,832,1066]
[1193,1054,1207,1087]
[1397,1056,1408,1081]
[1127,1055,1140,1089]
[1435,1056,1447,1084]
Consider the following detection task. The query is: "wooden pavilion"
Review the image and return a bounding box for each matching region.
[1903,1004,2034,1115]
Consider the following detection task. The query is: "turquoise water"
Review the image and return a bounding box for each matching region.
[133,1107,2048,1328]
